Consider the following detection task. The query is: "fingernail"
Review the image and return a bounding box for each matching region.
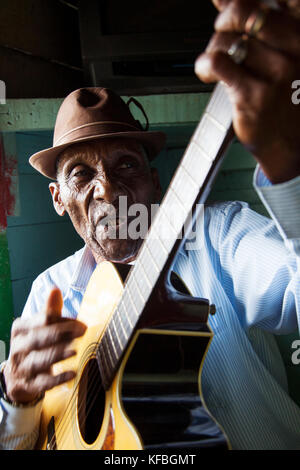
[194,55,209,75]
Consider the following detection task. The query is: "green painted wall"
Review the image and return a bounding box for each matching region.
[0,231,13,358]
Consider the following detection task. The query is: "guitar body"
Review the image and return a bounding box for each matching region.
[37,261,229,450]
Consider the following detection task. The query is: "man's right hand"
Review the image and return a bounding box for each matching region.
[2,288,87,405]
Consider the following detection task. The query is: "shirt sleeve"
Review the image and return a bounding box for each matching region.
[0,394,43,450]
[254,165,300,257]
[215,165,300,333]
[0,248,85,450]
[0,279,46,450]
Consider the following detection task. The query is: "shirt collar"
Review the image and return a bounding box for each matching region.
[70,245,97,293]
[69,245,136,293]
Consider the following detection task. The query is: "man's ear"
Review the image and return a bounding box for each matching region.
[151,167,162,203]
[49,182,66,216]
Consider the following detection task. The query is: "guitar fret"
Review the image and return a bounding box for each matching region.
[96,341,107,378]
[183,144,213,188]
[114,307,129,342]
[149,224,169,256]
[160,203,184,237]
[136,246,161,287]
[171,165,199,212]
[137,258,153,289]
[103,325,118,367]
[126,283,140,320]
[99,331,114,378]
[191,133,214,162]
[169,185,190,217]
[207,83,232,127]
[110,316,124,352]
[131,269,147,304]
[127,278,144,314]
[193,118,227,160]
[180,163,199,196]
[144,240,161,273]
[103,330,117,367]
[119,297,134,330]
[106,324,119,360]
[205,110,227,132]
[146,235,168,268]
[97,339,111,384]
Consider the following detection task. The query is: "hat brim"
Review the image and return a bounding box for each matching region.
[29,130,166,180]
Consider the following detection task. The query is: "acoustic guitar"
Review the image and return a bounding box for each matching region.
[36,82,234,450]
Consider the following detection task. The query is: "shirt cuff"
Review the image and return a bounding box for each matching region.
[0,396,43,435]
[253,165,300,242]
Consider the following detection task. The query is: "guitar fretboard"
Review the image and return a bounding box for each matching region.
[97,83,234,389]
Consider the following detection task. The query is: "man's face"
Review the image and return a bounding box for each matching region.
[49,138,161,264]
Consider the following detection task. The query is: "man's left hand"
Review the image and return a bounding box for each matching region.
[195,0,300,184]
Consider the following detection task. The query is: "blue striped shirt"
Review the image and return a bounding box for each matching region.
[1,169,300,449]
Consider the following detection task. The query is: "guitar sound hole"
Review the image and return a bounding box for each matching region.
[77,358,105,445]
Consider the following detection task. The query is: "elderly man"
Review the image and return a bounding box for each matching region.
[1,0,300,450]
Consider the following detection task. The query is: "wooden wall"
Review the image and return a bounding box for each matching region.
[0,0,84,98]
[6,130,83,317]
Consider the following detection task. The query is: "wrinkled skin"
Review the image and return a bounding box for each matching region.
[50,138,161,264]
[4,0,300,404]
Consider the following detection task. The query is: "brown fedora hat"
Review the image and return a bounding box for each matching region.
[29,87,166,179]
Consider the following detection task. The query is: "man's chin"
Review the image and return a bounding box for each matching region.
[90,237,141,265]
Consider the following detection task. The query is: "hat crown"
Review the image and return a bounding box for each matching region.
[54,87,142,145]
[29,86,166,179]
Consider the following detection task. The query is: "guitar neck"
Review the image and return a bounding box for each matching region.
[97,82,235,389]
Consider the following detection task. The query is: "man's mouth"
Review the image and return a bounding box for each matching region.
[97,214,128,229]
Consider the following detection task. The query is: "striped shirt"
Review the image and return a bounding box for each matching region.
[1,169,300,450]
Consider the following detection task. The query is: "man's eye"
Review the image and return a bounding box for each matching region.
[118,161,136,170]
[71,167,90,178]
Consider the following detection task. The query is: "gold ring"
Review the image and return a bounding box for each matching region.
[245,5,269,37]
[227,35,249,65]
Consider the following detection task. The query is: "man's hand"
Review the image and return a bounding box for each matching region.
[3,288,87,405]
[195,0,300,184]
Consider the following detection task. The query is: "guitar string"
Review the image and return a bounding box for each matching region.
[53,273,153,449]
[47,82,230,448]
[47,320,123,448]
[48,304,129,447]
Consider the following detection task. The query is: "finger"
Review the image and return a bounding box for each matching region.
[12,370,76,403]
[211,0,254,12]
[10,313,77,338]
[45,287,63,324]
[214,0,300,57]
[30,370,76,396]
[194,49,267,120]
[10,319,87,355]
[205,32,296,83]
[278,0,300,19]
[195,49,258,90]
[17,345,76,379]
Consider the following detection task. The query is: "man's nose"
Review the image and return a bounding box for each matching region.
[93,175,123,204]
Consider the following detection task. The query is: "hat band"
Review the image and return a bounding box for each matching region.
[54,121,142,146]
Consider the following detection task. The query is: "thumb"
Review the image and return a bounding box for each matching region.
[45,287,63,324]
